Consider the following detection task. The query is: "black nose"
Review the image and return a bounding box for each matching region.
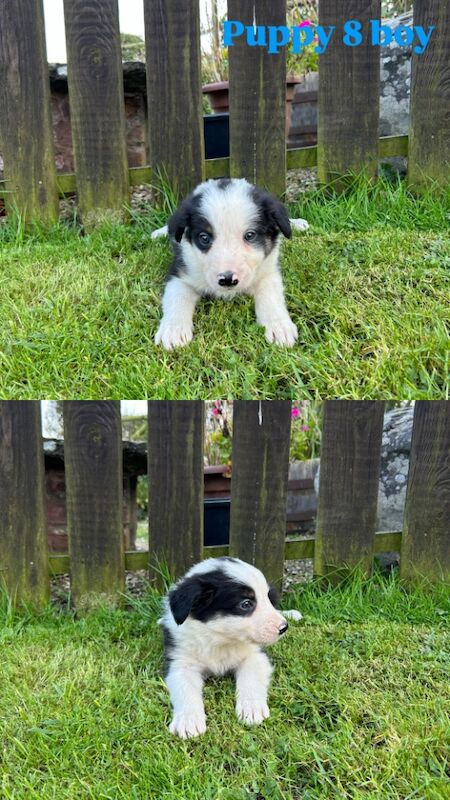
[278,622,288,636]
[218,271,239,287]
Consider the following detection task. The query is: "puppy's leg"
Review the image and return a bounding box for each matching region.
[165,665,207,738]
[155,277,199,350]
[235,650,273,725]
[253,271,298,347]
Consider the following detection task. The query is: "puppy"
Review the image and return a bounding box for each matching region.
[154,178,308,350]
[159,556,302,739]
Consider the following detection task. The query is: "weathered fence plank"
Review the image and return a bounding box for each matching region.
[0,402,49,607]
[228,0,287,196]
[318,0,381,188]
[315,401,385,579]
[408,1,450,190]
[0,0,59,225]
[147,401,204,585]
[143,0,204,197]
[63,0,129,227]
[63,401,124,612]
[229,401,292,587]
[400,401,450,582]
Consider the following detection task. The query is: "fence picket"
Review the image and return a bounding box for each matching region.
[143,0,205,197]
[408,0,450,190]
[229,401,292,587]
[228,0,287,196]
[318,0,381,188]
[400,401,450,582]
[0,0,59,225]
[0,402,49,608]
[147,401,204,585]
[315,401,385,579]
[63,401,124,612]
[63,0,129,227]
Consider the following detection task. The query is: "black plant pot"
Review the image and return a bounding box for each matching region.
[204,497,230,546]
[203,113,230,160]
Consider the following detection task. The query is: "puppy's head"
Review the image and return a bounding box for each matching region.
[168,557,289,645]
[168,179,291,296]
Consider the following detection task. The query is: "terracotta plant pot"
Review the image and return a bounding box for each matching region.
[202,76,303,135]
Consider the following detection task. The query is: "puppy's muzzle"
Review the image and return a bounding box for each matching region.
[278,621,288,636]
[218,271,239,287]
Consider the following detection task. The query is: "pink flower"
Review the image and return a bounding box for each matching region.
[301,425,309,432]
[291,407,300,419]
[299,19,313,27]
[212,407,219,417]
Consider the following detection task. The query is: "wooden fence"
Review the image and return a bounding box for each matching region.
[0,400,449,611]
[0,0,448,225]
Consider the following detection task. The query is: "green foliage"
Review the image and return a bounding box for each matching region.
[290,402,322,461]
[120,32,146,62]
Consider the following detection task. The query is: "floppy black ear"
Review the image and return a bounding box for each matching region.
[168,198,192,243]
[268,584,280,608]
[169,576,216,625]
[265,196,292,239]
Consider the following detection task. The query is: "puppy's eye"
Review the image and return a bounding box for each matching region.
[239,599,254,611]
[244,230,257,242]
[198,232,211,245]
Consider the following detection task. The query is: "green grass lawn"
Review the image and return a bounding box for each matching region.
[1,575,449,799]
[0,178,448,399]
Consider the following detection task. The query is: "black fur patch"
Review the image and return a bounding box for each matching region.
[250,186,292,245]
[169,569,258,625]
[268,585,279,608]
[162,626,175,676]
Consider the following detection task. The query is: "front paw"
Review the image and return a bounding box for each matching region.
[155,322,193,350]
[264,318,298,347]
[236,699,270,726]
[169,710,207,739]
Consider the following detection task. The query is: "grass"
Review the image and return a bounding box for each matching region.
[0,177,449,399]
[0,574,449,799]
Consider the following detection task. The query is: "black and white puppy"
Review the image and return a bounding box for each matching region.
[154,178,308,350]
[159,557,302,739]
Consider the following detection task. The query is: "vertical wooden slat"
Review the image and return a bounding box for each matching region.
[228,0,287,196]
[0,401,49,607]
[318,0,381,188]
[400,401,450,583]
[147,401,204,585]
[0,0,59,225]
[408,1,450,190]
[315,401,385,579]
[143,0,204,197]
[63,401,124,612]
[63,0,129,227]
[229,401,292,587]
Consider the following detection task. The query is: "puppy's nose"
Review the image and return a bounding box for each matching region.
[278,621,288,636]
[218,271,239,287]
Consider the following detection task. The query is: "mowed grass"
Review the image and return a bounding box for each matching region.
[0,575,449,799]
[0,178,449,399]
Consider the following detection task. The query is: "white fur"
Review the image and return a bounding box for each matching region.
[160,557,302,739]
[154,179,306,350]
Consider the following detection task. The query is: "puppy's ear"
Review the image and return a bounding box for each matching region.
[169,576,215,625]
[265,196,292,239]
[268,584,280,608]
[168,198,192,243]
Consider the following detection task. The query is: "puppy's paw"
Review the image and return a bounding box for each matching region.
[264,318,298,347]
[284,609,303,621]
[155,322,193,350]
[290,217,309,232]
[169,711,207,739]
[236,699,270,726]
[151,225,169,240]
